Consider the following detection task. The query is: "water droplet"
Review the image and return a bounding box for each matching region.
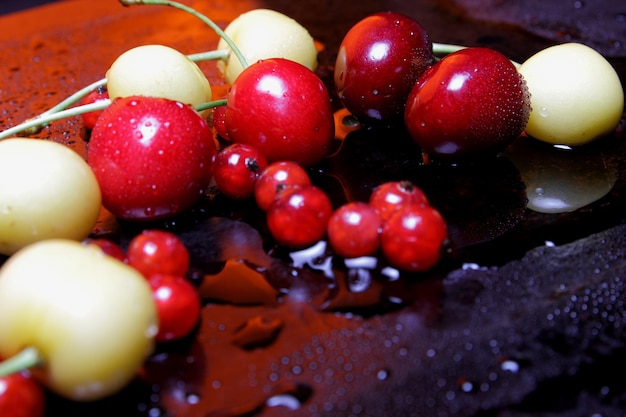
[539,106,549,117]
[376,369,390,380]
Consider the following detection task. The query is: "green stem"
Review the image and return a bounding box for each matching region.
[188,49,230,63]
[120,0,248,69]
[432,42,521,68]
[0,100,111,140]
[195,98,227,113]
[0,347,43,377]
[40,78,107,117]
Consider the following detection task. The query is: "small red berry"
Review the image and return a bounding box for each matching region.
[127,230,190,278]
[369,180,429,222]
[0,369,45,417]
[85,238,127,263]
[148,273,201,342]
[380,204,447,272]
[327,202,382,258]
[80,85,109,130]
[213,143,268,200]
[254,161,311,211]
[266,184,332,248]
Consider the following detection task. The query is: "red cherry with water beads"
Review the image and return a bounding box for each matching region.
[87,96,216,221]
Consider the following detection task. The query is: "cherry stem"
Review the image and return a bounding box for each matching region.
[432,42,521,67]
[0,347,43,377]
[120,0,248,69]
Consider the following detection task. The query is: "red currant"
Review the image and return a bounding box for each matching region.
[127,230,190,278]
[211,103,228,140]
[380,204,447,272]
[0,370,45,417]
[327,202,382,258]
[369,180,429,222]
[213,143,268,200]
[80,85,109,130]
[85,238,127,263]
[148,274,201,342]
[266,184,332,248]
[254,161,311,211]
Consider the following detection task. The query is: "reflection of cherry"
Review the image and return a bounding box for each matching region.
[503,138,618,213]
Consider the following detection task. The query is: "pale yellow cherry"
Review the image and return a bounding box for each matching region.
[106,44,212,105]
[0,239,158,401]
[216,9,318,85]
[519,43,624,146]
[0,138,101,256]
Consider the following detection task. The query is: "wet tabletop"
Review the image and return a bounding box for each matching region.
[0,1,625,416]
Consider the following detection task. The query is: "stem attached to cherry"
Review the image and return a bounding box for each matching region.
[119,0,248,69]
[0,347,43,377]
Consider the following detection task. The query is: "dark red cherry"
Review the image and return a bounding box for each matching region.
[404,47,531,159]
[225,58,335,167]
[334,11,433,123]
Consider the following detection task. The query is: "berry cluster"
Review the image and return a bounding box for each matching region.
[89,230,200,343]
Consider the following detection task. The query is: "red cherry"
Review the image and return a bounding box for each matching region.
[404,47,531,159]
[148,273,201,342]
[254,161,311,211]
[80,85,109,130]
[85,238,127,263]
[334,11,433,123]
[327,201,382,258]
[266,184,332,248]
[0,371,45,417]
[213,143,268,200]
[380,204,447,272]
[127,229,190,278]
[88,96,216,221]
[369,180,429,222]
[225,58,335,167]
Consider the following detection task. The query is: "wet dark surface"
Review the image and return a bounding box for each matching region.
[1,1,625,416]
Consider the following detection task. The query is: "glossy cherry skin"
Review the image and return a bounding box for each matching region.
[213,143,268,200]
[266,184,332,248]
[0,371,45,417]
[334,11,433,123]
[127,230,190,278]
[369,180,429,222]
[88,96,216,220]
[404,47,531,159]
[148,274,201,342]
[254,161,311,211]
[380,204,447,272]
[225,58,335,167]
[327,201,382,258]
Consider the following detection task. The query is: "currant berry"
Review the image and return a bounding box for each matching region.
[266,184,332,248]
[380,204,447,272]
[80,85,109,130]
[213,143,268,200]
[327,202,382,258]
[127,230,190,278]
[369,180,429,222]
[148,273,201,342]
[85,238,127,263]
[254,161,311,211]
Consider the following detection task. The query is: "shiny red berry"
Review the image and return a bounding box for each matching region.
[85,238,127,263]
[127,230,190,278]
[254,161,311,211]
[380,204,447,272]
[148,273,201,342]
[80,85,109,130]
[369,180,429,222]
[327,201,382,258]
[266,184,332,248]
[213,143,268,200]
